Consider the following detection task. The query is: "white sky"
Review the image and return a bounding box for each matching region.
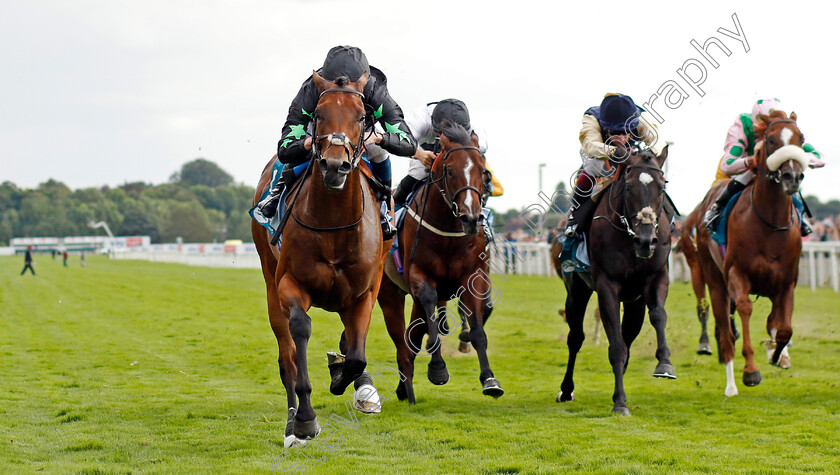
[1,0,838,214]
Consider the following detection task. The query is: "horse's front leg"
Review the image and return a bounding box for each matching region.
[595,278,629,415]
[558,273,592,403]
[276,277,320,444]
[727,267,761,387]
[409,272,448,386]
[646,270,676,379]
[767,284,794,369]
[459,278,503,398]
[332,290,376,396]
[377,275,416,404]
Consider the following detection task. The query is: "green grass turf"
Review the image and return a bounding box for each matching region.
[1,255,839,474]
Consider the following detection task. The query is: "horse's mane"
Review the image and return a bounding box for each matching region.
[334,76,350,87]
[754,109,790,141]
[438,119,473,146]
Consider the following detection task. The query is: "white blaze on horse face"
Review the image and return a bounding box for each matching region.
[639,172,654,186]
[780,127,793,146]
[463,157,474,209]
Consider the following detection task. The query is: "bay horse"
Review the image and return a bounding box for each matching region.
[679,207,739,358]
[251,72,388,447]
[692,110,807,397]
[551,231,601,345]
[377,120,503,404]
[557,142,674,416]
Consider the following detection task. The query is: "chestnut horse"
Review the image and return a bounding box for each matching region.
[692,110,807,397]
[252,72,388,447]
[377,120,503,404]
[557,143,674,416]
[679,207,739,358]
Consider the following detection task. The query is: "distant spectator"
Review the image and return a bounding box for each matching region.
[20,246,36,276]
[80,251,86,267]
[62,250,68,267]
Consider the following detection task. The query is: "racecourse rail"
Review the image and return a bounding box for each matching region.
[106,240,840,292]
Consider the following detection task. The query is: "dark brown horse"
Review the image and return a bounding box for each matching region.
[551,229,601,345]
[377,120,502,404]
[693,110,806,396]
[557,143,673,416]
[252,72,388,447]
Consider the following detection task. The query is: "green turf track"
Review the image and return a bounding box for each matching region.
[1,255,839,474]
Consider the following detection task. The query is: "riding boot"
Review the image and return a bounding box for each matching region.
[792,195,813,236]
[257,165,296,219]
[393,175,421,209]
[703,179,747,230]
[379,179,397,240]
[564,189,593,240]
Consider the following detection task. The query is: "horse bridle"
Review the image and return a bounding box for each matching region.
[311,88,367,170]
[761,119,801,184]
[595,161,666,238]
[430,145,484,219]
[748,119,799,231]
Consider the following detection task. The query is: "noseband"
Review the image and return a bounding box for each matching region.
[430,145,484,219]
[761,119,801,184]
[312,88,366,169]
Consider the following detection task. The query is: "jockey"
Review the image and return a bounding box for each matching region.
[565,93,666,240]
[392,99,503,208]
[255,45,417,240]
[702,98,824,235]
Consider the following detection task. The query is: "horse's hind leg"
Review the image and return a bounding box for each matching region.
[646,271,675,379]
[709,280,738,396]
[767,285,794,369]
[558,274,592,403]
[378,276,416,404]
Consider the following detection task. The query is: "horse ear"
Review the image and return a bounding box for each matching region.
[353,72,369,93]
[470,131,480,147]
[656,144,669,168]
[790,111,797,122]
[757,113,771,125]
[440,133,452,149]
[312,70,328,93]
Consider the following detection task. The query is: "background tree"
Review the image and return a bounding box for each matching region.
[173,158,234,188]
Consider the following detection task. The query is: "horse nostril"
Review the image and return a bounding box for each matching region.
[338,161,352,175]
[650,237,658,247]
[632,237,641,246]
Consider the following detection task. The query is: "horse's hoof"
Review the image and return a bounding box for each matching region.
[556,391,574,403]
[396,382,407,401]
[697,343,713,355]
[482,378,504,398]
[724,384,739,397]
[458,341,471,353]
[284,434,310,448]
[353,384,382,414]
[293,417,321,440]
[427,364,450,385]
[776,354,791,370]
[653,363,676,379]
[611,405,631,416]
[742,370,762,387]
[458,330,470,342]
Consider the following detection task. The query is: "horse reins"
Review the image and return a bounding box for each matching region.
[408,145,484,260]
[593,162,666,238]
[270,87,371,243]
[747,119,798,231]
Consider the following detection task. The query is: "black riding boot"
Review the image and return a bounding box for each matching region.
[393,175,421,208]
[380,179,396,240]
[257,165,295,219]
[703,179,747,229]
[564,189,595,240]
